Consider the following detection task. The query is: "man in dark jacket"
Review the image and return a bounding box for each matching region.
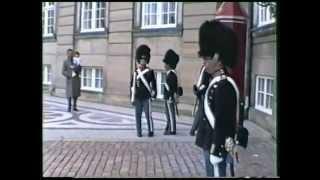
[62,49,82,112]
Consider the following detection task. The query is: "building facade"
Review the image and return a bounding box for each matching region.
[42,2,277,137]
[248,2,276,138]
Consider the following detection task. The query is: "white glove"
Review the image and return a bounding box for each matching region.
[151,90,156,97]
[72,71,76,77]
[225,137,235,153]
[210,154,223,165]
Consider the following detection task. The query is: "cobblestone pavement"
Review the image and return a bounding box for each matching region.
[43,141,207,178]
[43,95,278,178]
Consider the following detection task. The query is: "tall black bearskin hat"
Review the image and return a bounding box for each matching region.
[136,44,151,64]
[198,20,238,68]
[163,49,179,69]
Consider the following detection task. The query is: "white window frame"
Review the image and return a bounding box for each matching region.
[255,76,274,115]
[141,2,177,29]
[81,67,103,92]
[43,64,52,85]
[42,2,56,37]
[254,3,275,27]
[81,2,106,32]
[156,71,166,99]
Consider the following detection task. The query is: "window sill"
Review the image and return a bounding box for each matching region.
[255,105,272,115]
[133,25,182,38]
[81,88,104,93]
[75,29,108,39]
[43,83,52,90]
[251,23,276,38]
[42,34,57,42]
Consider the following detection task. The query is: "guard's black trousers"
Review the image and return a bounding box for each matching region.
[134,99,154,135]
[164,100,176,133]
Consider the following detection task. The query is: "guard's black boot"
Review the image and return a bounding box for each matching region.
[189,130,195,136]
[170,131,176,135]
[148,132,154,137]
[67,97,72,112]
[73,98,78,111]
[137,132,142,137]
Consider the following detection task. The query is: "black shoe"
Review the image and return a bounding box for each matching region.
[73,108,78,111]
[137,133,142,137]
[170,132,176,135]
[148,132,154,137]
[164,131,170,135]
[189,131,195,136]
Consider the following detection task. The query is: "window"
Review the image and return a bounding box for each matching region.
[255,76,274,115]
[42,2,56,37]
[43,65,52,85]
[254,3,275,27]
[141,2,177,29]
[156,71,166,99]
[81,2,106,32]
[81,67,103,92]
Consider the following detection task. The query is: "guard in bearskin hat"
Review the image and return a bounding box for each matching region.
[194,20,246,177]
[162,49,180,135]
[130,44,157,137]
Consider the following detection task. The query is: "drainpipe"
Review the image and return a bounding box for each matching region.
[72,2,77,50]
[130,3,135,77]
[246,3,253,120]
[129,2,136,102]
